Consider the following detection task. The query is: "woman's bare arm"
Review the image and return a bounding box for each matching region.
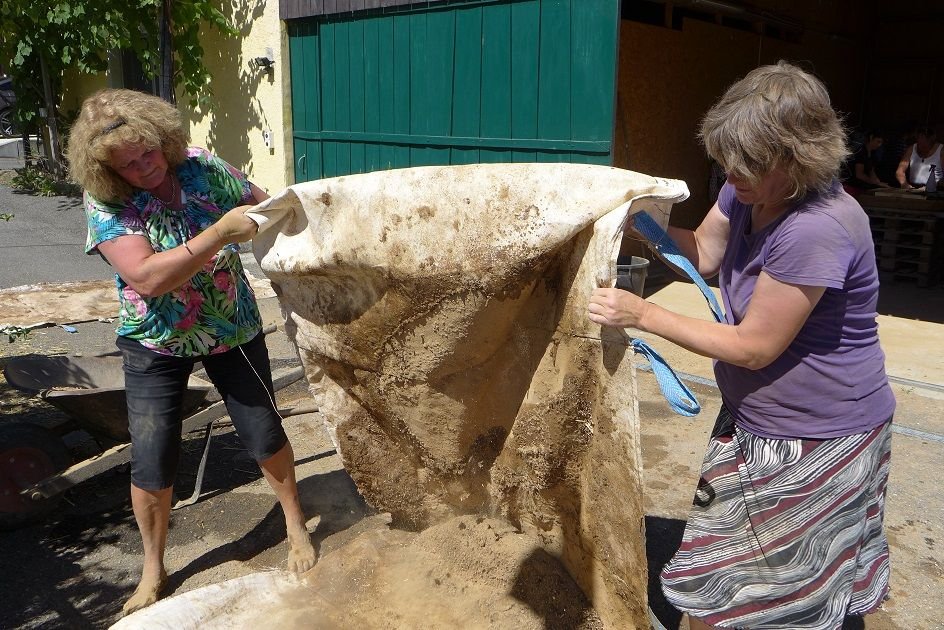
[643,202,730,279]
[589,271,825,369]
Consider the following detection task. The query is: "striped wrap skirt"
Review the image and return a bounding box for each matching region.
[660,407,892,630]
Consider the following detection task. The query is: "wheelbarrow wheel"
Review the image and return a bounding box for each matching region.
[0,422,72,530]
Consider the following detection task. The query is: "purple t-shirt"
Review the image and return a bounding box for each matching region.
[714,181,895,439]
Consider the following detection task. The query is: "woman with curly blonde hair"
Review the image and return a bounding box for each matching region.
[589,62,895,629]
[67,89,316,616]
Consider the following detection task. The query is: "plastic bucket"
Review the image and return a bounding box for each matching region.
[615,256,649,297]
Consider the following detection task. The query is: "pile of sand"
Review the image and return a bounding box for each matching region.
[114,516,603,629]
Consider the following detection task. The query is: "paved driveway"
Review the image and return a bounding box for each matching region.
[0,185,112,288]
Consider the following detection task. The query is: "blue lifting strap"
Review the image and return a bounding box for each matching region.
[631,339,701,417]
[632,212,725,323]
[622,212,727,417]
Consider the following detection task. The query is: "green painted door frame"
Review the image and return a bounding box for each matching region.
[288,0,620,183]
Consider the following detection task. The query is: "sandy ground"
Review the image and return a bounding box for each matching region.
[1,273,942,629]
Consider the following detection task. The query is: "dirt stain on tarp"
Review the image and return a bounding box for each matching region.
[247,164,691,628]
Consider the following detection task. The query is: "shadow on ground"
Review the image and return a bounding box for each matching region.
[0,420,372,629]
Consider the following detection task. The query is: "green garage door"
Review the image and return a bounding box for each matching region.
[287,0,620,182]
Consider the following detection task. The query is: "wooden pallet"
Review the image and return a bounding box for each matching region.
[877,253,943,287]
[879,227,938,244]
[864,205,943,287]
[888,270,941,288]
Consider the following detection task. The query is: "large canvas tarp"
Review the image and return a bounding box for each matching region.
[242,163,688,627]
[115,164,689,629]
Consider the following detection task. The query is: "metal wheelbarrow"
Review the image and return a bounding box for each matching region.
[1,340,313,530]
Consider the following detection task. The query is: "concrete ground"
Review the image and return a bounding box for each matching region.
[0,187,941,628]
[0,179,113,288]
[0,295,389,629]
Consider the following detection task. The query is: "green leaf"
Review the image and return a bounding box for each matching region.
[16,40,32,59]
[0,0,236,152]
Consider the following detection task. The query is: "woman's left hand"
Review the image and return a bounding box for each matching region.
[588,288,650,329]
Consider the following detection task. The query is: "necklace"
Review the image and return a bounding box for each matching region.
[153,175,179,206]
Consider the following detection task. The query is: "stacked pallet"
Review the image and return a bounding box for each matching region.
[859,192,944,287]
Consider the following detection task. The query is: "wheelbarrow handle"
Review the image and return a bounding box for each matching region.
[271,365,305,392]
[178,365,304,435]
[171,399,319,511]
[23,365,309,501]
[277,399,319,417]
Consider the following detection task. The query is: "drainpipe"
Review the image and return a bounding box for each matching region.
[39,53,63,179]
[158,0,176,104]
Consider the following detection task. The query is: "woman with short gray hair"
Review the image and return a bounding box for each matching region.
[589,61,894,629]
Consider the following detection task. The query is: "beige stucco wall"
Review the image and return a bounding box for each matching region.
[60,0,293,195]
[180,1,293,195]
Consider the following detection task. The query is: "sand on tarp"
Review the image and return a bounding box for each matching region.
[112,516,605,630]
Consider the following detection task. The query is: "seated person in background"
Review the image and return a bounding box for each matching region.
[845,129,891,191]
[876,123,914,183]
[896,125,942,189]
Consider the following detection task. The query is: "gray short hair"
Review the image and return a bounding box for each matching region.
[699,61,848,201]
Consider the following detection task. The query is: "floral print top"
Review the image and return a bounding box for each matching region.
[84,147,262,357]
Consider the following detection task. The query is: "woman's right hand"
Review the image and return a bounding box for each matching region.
[588,287,650,330]
[213,206,259,243]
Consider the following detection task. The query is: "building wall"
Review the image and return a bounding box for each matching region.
[59,70,106,117]
[866,14,944,136]
[616,5,868,228]
[181,1,292,195]
[60,0,293,195]
[61,1,935,211]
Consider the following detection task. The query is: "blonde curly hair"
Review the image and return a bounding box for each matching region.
[699,61,849,201]
[67,89,189,202]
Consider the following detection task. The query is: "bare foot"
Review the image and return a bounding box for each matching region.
[121,568,168,616]
[287,531,317,573]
